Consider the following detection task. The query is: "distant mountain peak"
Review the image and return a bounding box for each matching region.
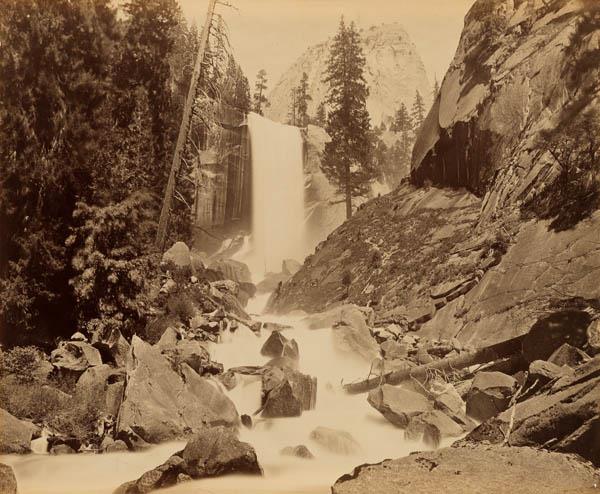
[266,23,431,126]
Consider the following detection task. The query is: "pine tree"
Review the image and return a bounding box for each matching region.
[411,90,426,131]
[432,76,441,100]
[253,69,269,115]
[287,87,297,125]
[322,18,375,219]
[296,72,312,127]
[315,102,327,127]
[392,103,412,132]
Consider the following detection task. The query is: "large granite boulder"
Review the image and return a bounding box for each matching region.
[260,331,299,360]
[0,464,17,494]
[117,336,238,443]
[162,242,191,270]
[209,259,252,284]
[261,366,317,418]
[367,385,433,428]
[90,326,130,368]
[332,444,600,494]
[50,341,102,373]
[309,427,361,455]
[404,410,464,447]
[0,408,35,454]
[76,364,126,417]
[465,371,517,422]
[116,426,261,493]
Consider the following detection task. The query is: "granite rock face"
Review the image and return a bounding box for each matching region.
[266,23,430,126]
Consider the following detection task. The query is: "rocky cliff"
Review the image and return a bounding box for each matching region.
[412,0,600,221]
[269,0,600,349]
[266,23,431,126]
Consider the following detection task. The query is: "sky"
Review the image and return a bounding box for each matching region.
[179,0,476,89]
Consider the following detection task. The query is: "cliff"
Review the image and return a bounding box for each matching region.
[269,0,600,348]
[266,23,431,126]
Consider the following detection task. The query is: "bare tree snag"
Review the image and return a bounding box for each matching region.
[343,335,526,394]
[155,0,218,250]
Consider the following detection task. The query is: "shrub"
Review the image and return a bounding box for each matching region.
[67,192,157,338]
[0,346,47,383]
[0,376,63,423]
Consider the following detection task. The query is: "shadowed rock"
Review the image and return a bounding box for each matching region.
[367,385,433,428]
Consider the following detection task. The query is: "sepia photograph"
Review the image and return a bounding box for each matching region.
[0,0,599,492]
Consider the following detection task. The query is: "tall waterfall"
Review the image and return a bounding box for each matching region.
[246,112,306,276]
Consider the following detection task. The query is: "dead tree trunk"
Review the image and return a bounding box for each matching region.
[155,0,218,250]
[343,335,525,394]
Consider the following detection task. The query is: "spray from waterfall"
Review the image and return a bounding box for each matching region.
[244,112,306,277]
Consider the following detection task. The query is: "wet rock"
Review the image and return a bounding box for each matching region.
[0,408,35,454]
[260,331,299,360]
[105,440,128,453]
[50,443,77,455]
[241,414,252,429]
[367,385,433,428]
[331,444,600,494]
[218,370,238,391]
[261,366,317,418]
[182,426,262,477]
[281,444,314,459]
[116,428,150,451]
[380,340,409,359]
[162,242,191,270]
[466,371,516,422]
[0,463,17,494]
[118,336,238,443]
[548,343,589,368]
[50,341,102,373]
[404,410,464,447]
[310,427,361,455]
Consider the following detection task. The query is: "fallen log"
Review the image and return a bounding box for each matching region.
[343,335,526,394]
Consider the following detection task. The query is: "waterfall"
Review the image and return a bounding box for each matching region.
[246,112,306,276]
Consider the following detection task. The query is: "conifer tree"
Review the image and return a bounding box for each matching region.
[392,103,412,132]
[315,102,327,127]
[432,76,441,100]
[296,72,312,127]
[253,69,269,115]
[411,90,426,131]
[322,18,375,219]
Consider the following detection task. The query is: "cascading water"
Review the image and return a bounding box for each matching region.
[1,114,437,494]
[243,112,307,276]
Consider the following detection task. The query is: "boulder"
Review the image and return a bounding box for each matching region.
[209,259,252,284]
[218,370,238,391]
[309,427,361,455]
[90,327,130,368]
[161,340,211,375]
[380,340,409,359]
[548,343,589,368]
[367,385,433,428]
[261,366,317,418]
[467,366,600,466]
[76,364,126,417]
[50,341,102,373]
[260,331,299,360]
[50,443,77,455]
[528,360,572,387]
[404,410,464,447]
[105,439,128,453]
[331,444,600,494]
[0,464,17,494]
[281,444,314,459]
[117,336,238,443]
[434,385,472,429]
[466,371,516,422]
[162,242,191,269]
[184,426,262,477]
[0,408,35,454]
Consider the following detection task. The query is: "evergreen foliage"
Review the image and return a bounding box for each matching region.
[253,69,269,115]
[296,72,312,127]
[411,90,426,130]
[315,102,327,127]
[391,103,412,132]
[322,18,375,219]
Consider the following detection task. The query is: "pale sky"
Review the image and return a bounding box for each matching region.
[179,0,475,89]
